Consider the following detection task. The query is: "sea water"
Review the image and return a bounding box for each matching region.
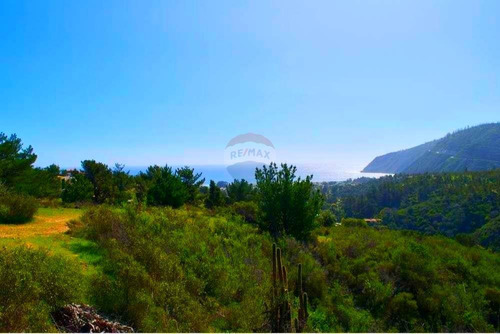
[126,163,390,184]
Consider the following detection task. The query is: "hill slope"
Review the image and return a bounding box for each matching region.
[363,123,500,173]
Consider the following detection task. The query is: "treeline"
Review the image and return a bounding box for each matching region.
[0,133,324,241]
[319,170,500,250]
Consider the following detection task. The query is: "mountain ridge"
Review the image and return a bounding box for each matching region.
[363,123,500,173]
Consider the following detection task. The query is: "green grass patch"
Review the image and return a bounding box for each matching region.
[0,234,104,277]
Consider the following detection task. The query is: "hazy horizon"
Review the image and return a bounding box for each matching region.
[2,1,499,168]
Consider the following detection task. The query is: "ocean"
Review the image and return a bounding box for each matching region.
[126,163,390,184]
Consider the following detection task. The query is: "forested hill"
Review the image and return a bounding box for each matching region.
[319,169,500,251]
[362,123,500,173]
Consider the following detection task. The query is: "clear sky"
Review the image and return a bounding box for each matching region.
[1,0,499,170]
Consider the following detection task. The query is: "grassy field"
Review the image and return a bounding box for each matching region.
[0,207,82,238]
[0,207,104,277]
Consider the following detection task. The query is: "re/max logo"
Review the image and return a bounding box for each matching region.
[230,148,271,159]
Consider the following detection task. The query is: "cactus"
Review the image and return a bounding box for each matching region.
[270,244,309,333]
[271,243,292,332]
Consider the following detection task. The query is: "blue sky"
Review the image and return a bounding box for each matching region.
[1,0,499,170]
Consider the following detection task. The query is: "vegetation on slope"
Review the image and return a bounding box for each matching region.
[0,247,84,332]
[62,206,500,332]
[321,170,500,250]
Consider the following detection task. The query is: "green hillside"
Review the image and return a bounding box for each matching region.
[320,169,500,251]
[363,123,500,173]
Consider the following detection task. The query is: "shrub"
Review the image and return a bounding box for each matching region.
[75,206,273,332]
[231,201,258,224]
[0,192,38,223]
[309,225,500,332]
[0,247,84,332]
[69,206,127,243]
[317,210,336,227]
[341,218,368,228]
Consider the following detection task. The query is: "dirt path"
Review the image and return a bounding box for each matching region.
[0,208,82,239]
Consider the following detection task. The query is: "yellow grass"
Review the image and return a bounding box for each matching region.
[0,207,82,239]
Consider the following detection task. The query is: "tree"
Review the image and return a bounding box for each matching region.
[226,179,254,203]
[205,180,225,209]
[112,164,133,204]
[255,163,323,240]
[176,166,204,204]
[81,160,114,204]
[0,133,37,188]
[142,165,188,208]
[61,172,94,203]
[134,176,149,207]
[14,165,61,198]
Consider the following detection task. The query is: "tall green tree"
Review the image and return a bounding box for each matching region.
[112,164,133,204]
[205,180,225,209]
[176,166,204,203]
[226,179,254,203]
[61,172,94,203]
[0,133,37,188]
[14,165,61,198]
[255,163,323,240]
[142,165,188,208]
[81,160,114,204]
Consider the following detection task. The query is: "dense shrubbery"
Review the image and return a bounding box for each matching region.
[70,206,273,332]
[63,204,500,333]
[0,191,38,223]
[316,210,337,227]
[0,247,84,332]
[307,225,500,332]
[230,201,259,224]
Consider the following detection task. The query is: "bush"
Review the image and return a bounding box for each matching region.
[231,201,258,224]
[309,225,500,332]
[0,192,38,223]
[317,210,336,227]
[73,206,273,332]
[341,218,368,228]
[0,247,84,332]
